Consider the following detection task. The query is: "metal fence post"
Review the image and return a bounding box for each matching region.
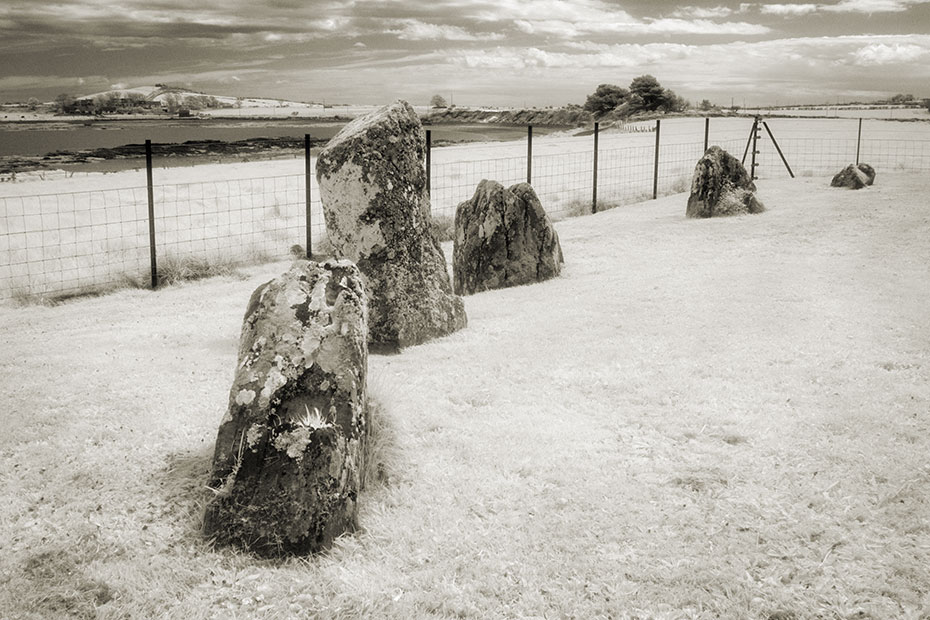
[527,125,533,184]
[762,121,795,178]
[704,117,710,152]
[750,116,760,181]
[592,122,599,214]
[652,119,661,200]
[145,140,157,289]
[304,134,312,260]
[855,118,862,165]
[425,129,431,196]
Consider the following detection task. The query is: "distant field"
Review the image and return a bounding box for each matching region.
[1,117,929,301]
[1,173,928,619]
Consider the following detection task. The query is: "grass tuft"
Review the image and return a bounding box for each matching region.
[363,395,399,489]
[430,214,455,243]
[156,254,244,286]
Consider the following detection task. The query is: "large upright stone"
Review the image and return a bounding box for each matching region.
[686,146,765,218]
[453,180,563,295]
[316,100,466,350]
[831,163,875,189]
[203,259,368,557]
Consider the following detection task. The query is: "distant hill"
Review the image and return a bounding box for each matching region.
[75,85,321,110]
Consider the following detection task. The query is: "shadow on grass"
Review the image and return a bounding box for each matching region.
[155,396,397,550]
[158,445,215,540]
[15,528,118,619]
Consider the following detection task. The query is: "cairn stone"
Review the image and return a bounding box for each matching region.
[453,180,563,295]
[686,146,765,218]
[831,163,875,189]
[316,100,466,350]
[203,259,368,557]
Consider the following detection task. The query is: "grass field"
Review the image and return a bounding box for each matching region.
[1,172,928,619]
[2,116,929,301]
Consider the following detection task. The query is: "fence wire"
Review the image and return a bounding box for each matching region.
[2,119,929,301]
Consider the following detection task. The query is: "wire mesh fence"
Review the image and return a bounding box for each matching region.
[2,117,929,301]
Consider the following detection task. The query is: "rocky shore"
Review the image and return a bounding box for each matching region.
[0,135,329,174]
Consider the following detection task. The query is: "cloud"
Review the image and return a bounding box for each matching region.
[823,0,926,11]
[747,0,929,14]
[848,42,929,64]
[672,6,735,18]
[513,17,769,37]
[386,19,504,41]
[759,3,820,15]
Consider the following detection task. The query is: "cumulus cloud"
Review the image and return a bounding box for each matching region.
[848,42,929,64]
[387,19,504,41]
[672,6,735,18]
[759,3,820,15]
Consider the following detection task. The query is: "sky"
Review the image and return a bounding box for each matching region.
[0,0,929,107]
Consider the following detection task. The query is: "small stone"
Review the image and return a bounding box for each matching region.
[831,163,875,189]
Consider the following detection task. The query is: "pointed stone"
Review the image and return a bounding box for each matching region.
[316,100,466,350]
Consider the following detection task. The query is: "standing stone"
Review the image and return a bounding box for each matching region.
[453,180,563,295]
[831,163,875,189]
[686,146,765,218]
[316,100,466,350]
[203,259,368,557]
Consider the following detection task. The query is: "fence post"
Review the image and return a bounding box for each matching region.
[304,134,312,260]
[652,119,661,200]
[526,125,533,184]
[750,116,760,181]
[145,140,157,289]
[703,117,710,152]
[762,121,795,178]
[425,129,431,196]
[855,118,862,165]
[592,121,599,214]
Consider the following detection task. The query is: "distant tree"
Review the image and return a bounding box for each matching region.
[430,94,448,109]
[583,83,629,117]
[699,99,714,111]
[628,75,670,113]
[92,92,120,114]
[660,90,689,113]
[889,93,915,104]
[163,93,181,114]
[54,93,75,113]
[26,97,40,111]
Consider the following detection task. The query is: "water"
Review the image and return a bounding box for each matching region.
[0,118,556,160]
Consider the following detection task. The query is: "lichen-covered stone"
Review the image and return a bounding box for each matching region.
[202,259,368,557]
[686,146,765,218]
[316,100,465,350]
[453,180,563,295]
[831,163,875,189]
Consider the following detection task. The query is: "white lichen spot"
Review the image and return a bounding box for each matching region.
[245,424,265,448]
[320,379,331,392]
[235,389,256,406]
[260,366,288,407]
[273,427,312,460]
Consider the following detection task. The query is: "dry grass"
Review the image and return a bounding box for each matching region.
[430,213,456,243]
[1,173,929,619]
